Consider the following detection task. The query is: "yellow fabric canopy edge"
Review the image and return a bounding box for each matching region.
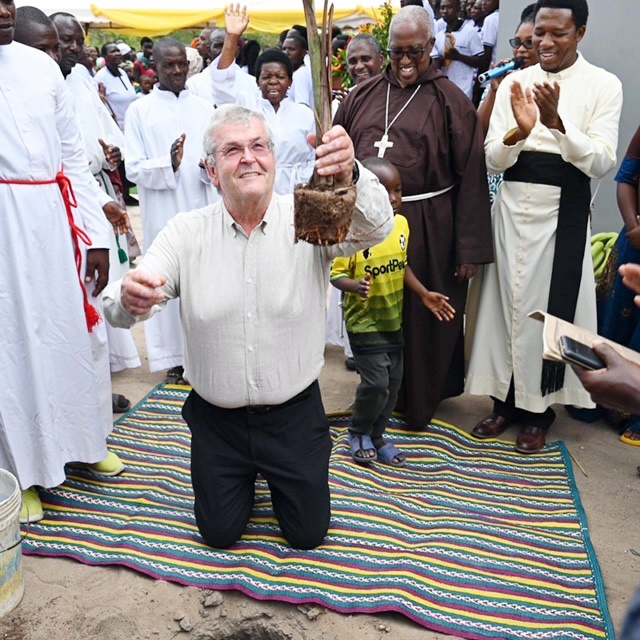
[90,5,385,36]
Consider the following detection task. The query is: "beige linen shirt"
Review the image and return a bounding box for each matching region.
[104,165,394,408]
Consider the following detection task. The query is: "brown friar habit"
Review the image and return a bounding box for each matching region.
[334,65,493,426]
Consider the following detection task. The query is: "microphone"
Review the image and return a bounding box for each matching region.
[478,58,524,84]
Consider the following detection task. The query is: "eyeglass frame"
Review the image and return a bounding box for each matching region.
[386,40,433,62]
[213,138,275,161]
[509,37,534,50]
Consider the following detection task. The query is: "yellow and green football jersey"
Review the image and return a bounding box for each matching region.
[330,214,409,350]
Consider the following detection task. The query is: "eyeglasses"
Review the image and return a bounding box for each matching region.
[217,139,274,160]
[509,37,533,50]
[387,46,429,62]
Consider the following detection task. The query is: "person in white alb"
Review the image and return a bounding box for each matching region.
[432,0,485,99]
[0,1,124,524]
[125,38,217,379]
[186,28,257,107]
[103,105,394,549]
[211,7,315,195]
[465,0,623,453]
[51,12,141,379]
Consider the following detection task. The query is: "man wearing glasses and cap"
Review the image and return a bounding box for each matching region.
[335,5,493,430]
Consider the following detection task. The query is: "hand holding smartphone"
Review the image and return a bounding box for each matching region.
[559,336,605,370]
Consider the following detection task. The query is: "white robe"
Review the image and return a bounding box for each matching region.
[209,63,316,195]
[66,67,141,373]
[465,54,623,413]
[124,86,217,372]
[0,42,112,489]
[186,56,258,107]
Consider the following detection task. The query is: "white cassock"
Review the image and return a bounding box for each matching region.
[465,54,623,413]
[70,62,99,90]
[0,43,112,489]
[124,86,217,372]
[210,63,316,195]
[66,66,141,373]
[186,55,258,107]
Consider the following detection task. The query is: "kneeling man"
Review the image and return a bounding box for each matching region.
[104,105,393,549]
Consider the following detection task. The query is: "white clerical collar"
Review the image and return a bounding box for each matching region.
[541,50,585,81]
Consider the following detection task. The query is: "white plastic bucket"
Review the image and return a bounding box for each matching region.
[0,469,24,617]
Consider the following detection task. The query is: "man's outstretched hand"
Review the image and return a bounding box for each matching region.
[121,269,167,316]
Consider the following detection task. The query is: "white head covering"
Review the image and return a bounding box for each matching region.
[185,46,203,78]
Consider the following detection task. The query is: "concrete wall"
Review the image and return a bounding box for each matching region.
[495,1,636,231]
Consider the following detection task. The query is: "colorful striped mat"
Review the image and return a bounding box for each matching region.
[22,384,612,640]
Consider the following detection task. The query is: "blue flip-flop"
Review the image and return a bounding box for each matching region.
[376,442,406,468]
[348,432,377,465]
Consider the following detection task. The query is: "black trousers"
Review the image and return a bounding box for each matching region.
[492,378,556,429]
[181,381,331,550]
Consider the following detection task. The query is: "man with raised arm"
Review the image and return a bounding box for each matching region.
[104,106,394,549]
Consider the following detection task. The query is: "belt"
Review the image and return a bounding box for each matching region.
[242,381,316,415]
[401,184,454,203]
[0,171,100,332]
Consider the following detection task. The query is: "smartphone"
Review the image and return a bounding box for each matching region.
[559,336,605,370]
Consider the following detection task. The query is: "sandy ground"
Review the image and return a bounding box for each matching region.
[2,206,639,639]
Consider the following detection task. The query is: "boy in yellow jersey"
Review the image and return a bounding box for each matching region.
[331,157,456,467]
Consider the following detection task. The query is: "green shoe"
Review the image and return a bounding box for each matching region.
[20,487,43,524]
[88,451,125,477]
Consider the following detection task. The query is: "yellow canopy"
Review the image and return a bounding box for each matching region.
[90,2,386,36]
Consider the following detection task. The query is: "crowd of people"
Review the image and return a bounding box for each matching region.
[1,0,636,562]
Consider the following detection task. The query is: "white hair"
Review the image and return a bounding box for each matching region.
[203,105,274,166]
[389,6,434,40]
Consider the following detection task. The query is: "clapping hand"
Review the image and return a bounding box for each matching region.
[532,81,563,132]
[510,81,537,139]
[171,133,186,172]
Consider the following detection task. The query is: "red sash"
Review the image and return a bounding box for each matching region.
[0,171,101,332]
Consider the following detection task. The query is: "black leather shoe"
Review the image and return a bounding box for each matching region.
[471,413,512,439]
[515,425,547,454]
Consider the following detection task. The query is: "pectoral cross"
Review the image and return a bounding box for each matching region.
[374,133,394,158]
